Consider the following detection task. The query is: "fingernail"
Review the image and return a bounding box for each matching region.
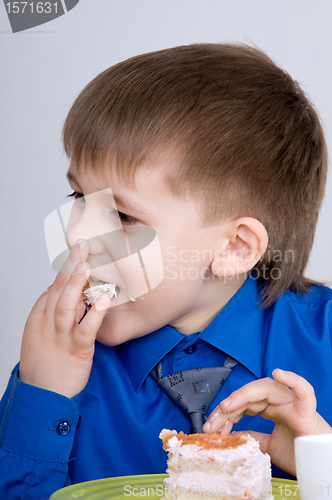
[203,421,211,431]
[95,293,110,311]
[76,239,88,250]
[209,407,223,422]
[221,397,231,408]
[99,293,110,304]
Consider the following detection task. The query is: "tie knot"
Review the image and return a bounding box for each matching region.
[150,358,237,433]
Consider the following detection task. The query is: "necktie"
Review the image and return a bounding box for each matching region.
[150,356,237,433]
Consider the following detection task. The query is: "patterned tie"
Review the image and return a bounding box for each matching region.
[150,356,237,433]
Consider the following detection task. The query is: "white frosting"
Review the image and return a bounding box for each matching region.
[165,435,272,499]
[82,283,118,305]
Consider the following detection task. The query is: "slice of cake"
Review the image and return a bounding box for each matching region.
[160,429,272,500]
[81,279,119,305]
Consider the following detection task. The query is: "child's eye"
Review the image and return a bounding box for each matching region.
[67,192,138,226]
[67,190,85,204]
[110,209,138,226]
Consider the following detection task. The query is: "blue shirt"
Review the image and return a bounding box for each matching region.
[1,277,332,499]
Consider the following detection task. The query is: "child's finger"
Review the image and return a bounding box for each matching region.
[204,378,294,433]
[272,369,317,414]
[45,240,90,320]
[54,261,91,336]
[57,239,90,275]
[74,300,88,325]
[215,414,262,436]
[46,240,90,307]
[203,407,229,433]
[73,293,111,350]
[219,377,294,412]
[204,401,269,433]
[217,419,234,435]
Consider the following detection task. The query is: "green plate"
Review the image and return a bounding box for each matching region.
[50,474,299,499]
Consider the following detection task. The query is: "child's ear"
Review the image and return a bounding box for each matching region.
[211,217,268,278]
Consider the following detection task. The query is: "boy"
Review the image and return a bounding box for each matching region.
[0,43,332,499]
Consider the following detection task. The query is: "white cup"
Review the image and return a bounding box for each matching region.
[295,434,332,500]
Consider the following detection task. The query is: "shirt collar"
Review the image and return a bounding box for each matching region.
[122,277,266,391]
[200,277,266,380]
[123,325,185,391]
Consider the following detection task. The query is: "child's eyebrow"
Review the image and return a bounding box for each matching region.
[112,194,151,215]
[66,171,81,187]
[66,170,150,215]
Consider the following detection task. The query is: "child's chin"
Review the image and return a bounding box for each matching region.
[96,329,128,347]
[97,314,149,346]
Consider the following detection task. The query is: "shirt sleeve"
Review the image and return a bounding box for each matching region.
[0,364,83,500]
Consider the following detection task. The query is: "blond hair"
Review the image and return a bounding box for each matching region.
[63,43,328,307]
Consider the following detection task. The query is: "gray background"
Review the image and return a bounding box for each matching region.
[1,0,332,396]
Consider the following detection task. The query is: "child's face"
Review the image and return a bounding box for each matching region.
[65,161,244,344]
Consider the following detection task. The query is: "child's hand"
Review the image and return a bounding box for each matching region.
[19,240,111,399]
[203,369,332,476]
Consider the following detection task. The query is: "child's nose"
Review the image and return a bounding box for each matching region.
[66,219,120,255]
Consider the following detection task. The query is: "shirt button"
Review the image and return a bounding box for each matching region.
[184,343,197,354]
[57,421,71,436]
